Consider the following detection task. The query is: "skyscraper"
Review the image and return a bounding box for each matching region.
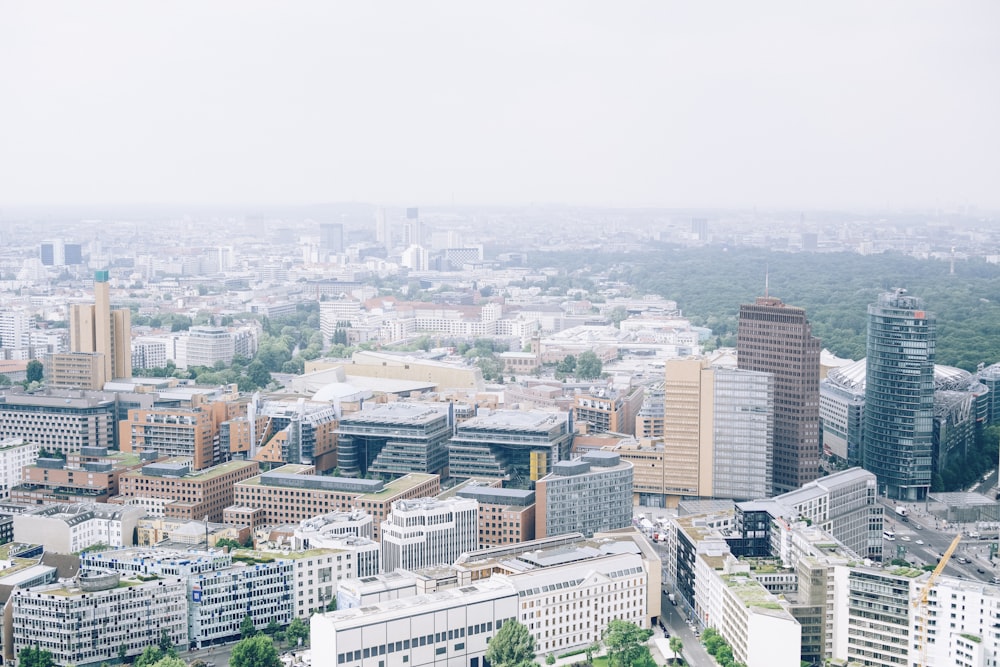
[319,222,344,254]
[862,289,936,500]
[68,270,131,386]
[737,296,821,493]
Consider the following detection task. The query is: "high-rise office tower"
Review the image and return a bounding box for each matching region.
[862,290,936,500]
[403,207,422,247]
[68,270,132,385]
[659,357,773,500]
[737,296,821,493]
[374,206,390,251]
[319,222,345,254]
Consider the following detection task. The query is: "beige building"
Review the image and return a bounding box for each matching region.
[230,465,440,540]
[624,358,773,505]
[63,270,132,388]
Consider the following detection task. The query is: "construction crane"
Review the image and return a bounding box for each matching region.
[911,532,962,667]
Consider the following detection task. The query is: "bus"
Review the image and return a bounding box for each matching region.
[883,530,896,541]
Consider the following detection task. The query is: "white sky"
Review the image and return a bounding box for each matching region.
[1,1,998,209]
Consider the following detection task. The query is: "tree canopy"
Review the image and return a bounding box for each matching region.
[484,619,537,667]
[602,619,653,667]
[18,646,54,667]
[229,634,281,667]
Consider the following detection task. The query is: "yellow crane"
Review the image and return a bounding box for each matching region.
[911,533,962,667]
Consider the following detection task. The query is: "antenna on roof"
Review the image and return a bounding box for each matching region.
[764,263,769,298]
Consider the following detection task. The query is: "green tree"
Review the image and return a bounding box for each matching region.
[18,646,55,667]
[602,619,652,667]
[134,646,163,667]
[240,614,257,639]
[26,359,44,383]
[484,619,537,667]
[556,354,576,374]
[150,658,186,667]
[545,654,555,665]
[246,360,271,388]
[575,350,603,380]
[669,636,683,663]
[157,628,175,655]
[286,617,309,647]
[229,635,281,667]
[118,643,128,664]
[263,620,281,637]
[326,597,337,612]
[0,374,11,386]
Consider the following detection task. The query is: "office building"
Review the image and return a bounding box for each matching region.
[11,572,187,667]
[0,392,116,455]
[571,386,644,435]
[175,325,259,370]
[820,358,866,465]
[320,222,345,254]
[863,290,936,500]
[380,496,479,571]
[0,438,38,500]
[535,451,633,538]
[635,383,665,439]
[124,406,218,470]
[658,358,773,501]
[229,465,439,540]
[80,548,293,649]
[455,485,536,546]
[117,459,259,522]
[13,446,150,505]
[447,409,572,486]
[335,403,451,479]
[737,296,821,493]
[225,396,338,471]
[0,312,31,349]
[67,270,132,387]
[44,351,106,390]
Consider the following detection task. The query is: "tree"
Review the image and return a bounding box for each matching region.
[134,646,164,667]
[286,617,309,647]
[215,537,242,551]
[326,597,337,612]
[229,635,281,667]
[669,636,683,663]
[0,374,11,386]
[263,620,281,637]
[157,628,175,655]
[18,646,54,667]
[246,360,271,388]
[26,359,44,383]
[545,654,555,665]
[150,658,186,667]
[575,350,603,380]
[118,643,128,664]
[602,619,652,667]
[484,619,537,667]
[240,614,257,639]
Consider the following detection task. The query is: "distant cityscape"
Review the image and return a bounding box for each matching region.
[0,205,997,667]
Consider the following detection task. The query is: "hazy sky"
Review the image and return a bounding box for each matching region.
[2,2,998,210]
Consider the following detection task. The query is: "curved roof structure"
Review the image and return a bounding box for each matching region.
[826,358,981,393]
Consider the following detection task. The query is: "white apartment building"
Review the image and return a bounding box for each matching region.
[11,573,188,667]
[0,311,31,349]
[921,576,1000,667]
[13,502,145,553]
[174,325,258,369]
[0,437,38,500]
[320,299,364,339]
[381,497,479,572]
[132,337,168,370]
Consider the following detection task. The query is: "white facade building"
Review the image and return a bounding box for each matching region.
[0,437,38,500]
[11,573,188,667]
[13,502,145,553]
[381,497,479,572]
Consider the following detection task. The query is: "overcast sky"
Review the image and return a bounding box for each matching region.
[1,2,998,210]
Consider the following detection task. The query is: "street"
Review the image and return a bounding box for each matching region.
[658,589,713,667]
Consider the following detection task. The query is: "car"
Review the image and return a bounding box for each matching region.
[916,539,924,545]
[913,524,922,530]
[957,557,970,564]
[901,536,911,541]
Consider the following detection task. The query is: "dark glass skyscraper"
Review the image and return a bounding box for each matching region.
[862,289,936,500]
[737,296,821,493]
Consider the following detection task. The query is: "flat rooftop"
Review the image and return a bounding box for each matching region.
[457,409,566,433]
[338,402,449,426]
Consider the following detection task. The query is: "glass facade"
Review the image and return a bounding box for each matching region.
[862,290,935,500]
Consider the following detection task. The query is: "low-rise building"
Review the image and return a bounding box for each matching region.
[0,438,38,501]
[12,446,152,506]
[230,465,439,541]
[535,451,633,538]
[12,502,146,553]
[455,485,536,546]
